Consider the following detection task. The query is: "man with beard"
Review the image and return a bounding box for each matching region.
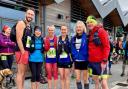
[15,8,35,89]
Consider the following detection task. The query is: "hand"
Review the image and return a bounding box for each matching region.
[21,50,25,54]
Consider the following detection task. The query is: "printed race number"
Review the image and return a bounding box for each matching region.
[47,48,56,58]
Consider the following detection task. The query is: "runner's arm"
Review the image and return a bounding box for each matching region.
[99,28,110,63]
[16,21,26,54]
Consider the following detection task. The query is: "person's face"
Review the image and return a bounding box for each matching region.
[48,27,55,36]
[76,24,84,34]
[61,26,68,36]
[34,29,41,37]
[86,21,96,30]
[25,10,35,22]
[5,27,11,35]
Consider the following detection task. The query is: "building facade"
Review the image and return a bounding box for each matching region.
[0,0,88,37]
[45,0,71,36]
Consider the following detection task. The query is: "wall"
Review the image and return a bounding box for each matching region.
[45,0,71,35]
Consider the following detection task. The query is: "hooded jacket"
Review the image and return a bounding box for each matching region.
[88,26,110,63]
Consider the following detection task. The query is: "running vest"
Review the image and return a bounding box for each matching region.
[58,36,72,63]
[58,36,70,55]
[44,36,57,63]
[15,23,32,51]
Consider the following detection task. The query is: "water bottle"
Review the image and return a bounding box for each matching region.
[26,36,31,48]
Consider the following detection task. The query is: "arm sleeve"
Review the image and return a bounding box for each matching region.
[41,38,44,53]
[0,41,8,47]
[0,35,8,47]
[7,42,16,47]
[122,41,126,49]
[99,28,110,61]
[70,38,79,61]
[43,37,49,51]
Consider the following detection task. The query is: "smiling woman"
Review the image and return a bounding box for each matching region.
[29,25,44,89]
[71,20,89,89]
[44,25,58,89]
[57,25,72,89]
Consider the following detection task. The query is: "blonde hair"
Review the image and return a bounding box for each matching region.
[47,25,55,30]
[75,20,87,33]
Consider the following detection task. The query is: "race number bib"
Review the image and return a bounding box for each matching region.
[47,48,56,58]
[1,56,7,60]
[60,51,68,58]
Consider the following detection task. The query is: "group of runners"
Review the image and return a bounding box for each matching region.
[0,8,113,89]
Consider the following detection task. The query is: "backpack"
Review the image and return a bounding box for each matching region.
[10,23,17,42]
[10,21,26,42]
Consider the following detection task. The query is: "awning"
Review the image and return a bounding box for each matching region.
[80,0,128,27]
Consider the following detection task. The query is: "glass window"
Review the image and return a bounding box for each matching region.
[1,19,16,32]
[55,25,61,36]
[0,18,2,31]
[2,19,16,27]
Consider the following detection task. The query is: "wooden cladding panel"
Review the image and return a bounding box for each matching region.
[45,0,71,26]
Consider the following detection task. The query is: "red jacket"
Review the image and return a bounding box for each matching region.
[44,35,57,51]
[88,26,110,63]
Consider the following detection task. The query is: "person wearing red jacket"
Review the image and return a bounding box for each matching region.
[86,16,110,89]
[44,25,58,89]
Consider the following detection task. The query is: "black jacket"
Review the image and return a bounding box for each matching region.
[30,36,44,53]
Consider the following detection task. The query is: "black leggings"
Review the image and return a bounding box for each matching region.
[0,55,14,69]
[29,62,43,82]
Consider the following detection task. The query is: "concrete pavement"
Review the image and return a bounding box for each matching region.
[12,61,128,89]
